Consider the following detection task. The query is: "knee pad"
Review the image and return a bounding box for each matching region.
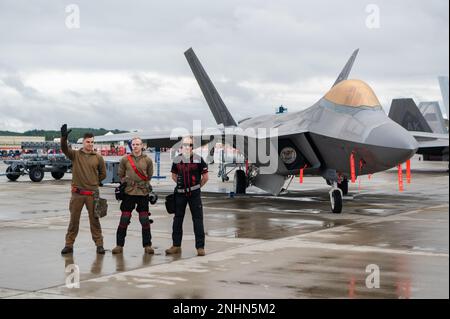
[119,211,132,227]
[138,211,152,224]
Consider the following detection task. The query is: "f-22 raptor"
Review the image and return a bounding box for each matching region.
[94,48,418,214]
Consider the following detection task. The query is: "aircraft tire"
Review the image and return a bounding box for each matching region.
[331,189,343,214]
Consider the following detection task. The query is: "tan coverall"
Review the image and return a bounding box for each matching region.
[62,138,107,248]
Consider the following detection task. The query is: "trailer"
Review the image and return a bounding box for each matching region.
[2,142,72,182]
[1,142,168,184]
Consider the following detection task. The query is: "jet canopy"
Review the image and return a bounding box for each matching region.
[324,79,382,109]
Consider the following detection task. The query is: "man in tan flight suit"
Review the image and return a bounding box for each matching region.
[60,124,107,255]
[112,137,155,255]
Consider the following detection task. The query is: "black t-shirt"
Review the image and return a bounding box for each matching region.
[171,154,208,190]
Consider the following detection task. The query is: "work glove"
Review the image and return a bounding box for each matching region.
[149,192,158,205]
[61,124,72,139]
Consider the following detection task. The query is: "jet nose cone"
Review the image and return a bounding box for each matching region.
[366,122,418,163]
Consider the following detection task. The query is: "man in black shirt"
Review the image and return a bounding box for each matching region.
[166,136,209,256]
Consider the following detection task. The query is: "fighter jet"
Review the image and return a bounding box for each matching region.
[93,48,418,213]
[388,77,449,161]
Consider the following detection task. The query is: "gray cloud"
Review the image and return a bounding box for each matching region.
[2,74,41,100]
[0,0,448,132]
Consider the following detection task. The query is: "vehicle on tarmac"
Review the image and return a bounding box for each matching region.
[3,142,72,182]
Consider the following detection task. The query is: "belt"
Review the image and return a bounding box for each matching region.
[176,184,201,193]
[72,186,95,196]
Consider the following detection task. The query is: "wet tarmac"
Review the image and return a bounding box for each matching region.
[0,155,448,298]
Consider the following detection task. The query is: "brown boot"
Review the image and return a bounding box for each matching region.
[61,246,73,255]
[112,246,123,254]
[144,246,154,254]
[96,246,105,255]
[197,248,205,256]
[165,246,181,255]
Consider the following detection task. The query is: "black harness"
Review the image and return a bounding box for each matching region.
[176,160,202,197]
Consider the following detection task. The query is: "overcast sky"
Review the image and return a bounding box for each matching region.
[0,0,448,133]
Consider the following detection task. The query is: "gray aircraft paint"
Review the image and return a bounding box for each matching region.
[389,99,433,133]
[438,76,449,119]
[388,98,449,162]
[332,49,359,87]
[418,101,448,134]
[238,94,417,178]
[184,48,237,127]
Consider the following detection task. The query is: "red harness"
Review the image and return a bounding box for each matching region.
[127,155,149,181]
[72,186,94,196]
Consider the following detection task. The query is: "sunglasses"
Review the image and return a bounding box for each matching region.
[182,143,193,147]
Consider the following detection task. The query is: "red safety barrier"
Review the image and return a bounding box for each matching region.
[398,164,404,192]
[350,153,356,183]
[406,159,411,184]
[299,164,308,184]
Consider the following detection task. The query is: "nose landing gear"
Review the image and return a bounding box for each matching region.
[329,183,343,214]
[324,169,344,214]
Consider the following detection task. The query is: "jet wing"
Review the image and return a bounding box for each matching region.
[410,131,449,148]
[90,126,310,145]
[83,130,181,148]
[88,128,228,148]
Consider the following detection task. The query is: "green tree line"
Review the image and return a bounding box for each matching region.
[0,128,127,143]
